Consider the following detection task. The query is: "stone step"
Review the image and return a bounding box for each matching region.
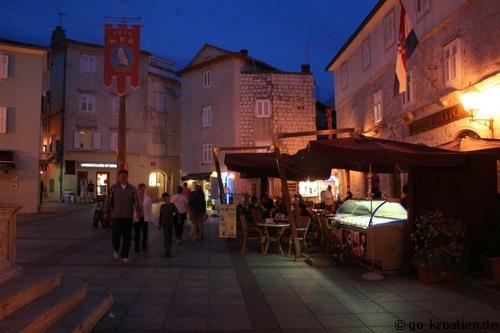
[0,271,62,319]
[46,293,113,333]
[0,281,87,333]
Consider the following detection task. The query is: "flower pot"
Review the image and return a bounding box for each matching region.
[417,265,460,284]
[482,257,500,280]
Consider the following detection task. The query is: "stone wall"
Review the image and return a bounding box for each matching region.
[239,72,316,154]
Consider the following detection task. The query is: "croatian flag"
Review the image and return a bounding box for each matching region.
[394,0,419,95]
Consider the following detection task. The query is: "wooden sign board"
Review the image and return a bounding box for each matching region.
[409,104,469,135]
[219,204,237,238]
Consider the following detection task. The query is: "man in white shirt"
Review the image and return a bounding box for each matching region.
[171,185,188,245]
[321,185,335,212]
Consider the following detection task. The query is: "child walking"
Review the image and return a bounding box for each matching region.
[159,192,178,257]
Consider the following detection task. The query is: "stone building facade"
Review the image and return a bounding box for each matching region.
[43,26,180,202]
[326,0,500,198]
[179,44,315,201]
[0,39,48,213]
[239,72,316,154]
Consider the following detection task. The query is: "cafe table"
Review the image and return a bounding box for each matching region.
[257,221,290,255]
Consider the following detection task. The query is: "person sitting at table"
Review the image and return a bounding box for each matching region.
[273,196,288,217]
[249,196,265,224]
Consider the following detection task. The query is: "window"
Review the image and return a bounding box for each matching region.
[80,95,95,112]
[111,132,118,151]
[401,70,413,105]
[153,126,166,144]
[0,54,8,79]
[93,132,101,150]
[65,160,76,175]
[340,62,348,89]
[80,54,96,73]
[0,107,6,133]
[112,97,119,115]
[203,70,211,88]
[202,143,213,164]
[202,105,213,128]
[255,99,271,118]
[383,10,395,49]
[373,91,383,123]
[443,39,461,86]
[73,130,93,150]
[362,38,371,69]
[155,92,166,112]
[416,0,430,18]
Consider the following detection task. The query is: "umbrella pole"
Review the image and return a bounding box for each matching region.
[363,162,384,281]
[273,135,302,260]
[212,148,226,204]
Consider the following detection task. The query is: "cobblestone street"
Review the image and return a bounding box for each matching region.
[14,203,500,332]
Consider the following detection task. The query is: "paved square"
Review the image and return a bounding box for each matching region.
[14,203,500,332]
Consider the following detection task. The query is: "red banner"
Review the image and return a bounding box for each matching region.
[103,24,140,95]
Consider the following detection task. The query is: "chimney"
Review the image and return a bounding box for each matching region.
[239,49,248,56]
[51,26,66,46]
[301,64,311,73]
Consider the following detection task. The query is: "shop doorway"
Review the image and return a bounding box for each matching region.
[77,171,88,198]
[149,171,167,199]
[96,172,110,196]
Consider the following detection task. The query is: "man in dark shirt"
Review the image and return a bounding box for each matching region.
[159,192,179,257]
[104,169,141,263]
[188,184,206,240]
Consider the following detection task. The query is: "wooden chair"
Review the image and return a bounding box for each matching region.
[287,216,311,255]
[240,215,265,254]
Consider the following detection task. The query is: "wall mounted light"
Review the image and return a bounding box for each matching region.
[460,85,500,134]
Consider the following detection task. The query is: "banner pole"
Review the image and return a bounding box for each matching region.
[117,94,127,176]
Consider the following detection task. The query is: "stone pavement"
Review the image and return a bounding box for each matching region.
[14,203,500,332]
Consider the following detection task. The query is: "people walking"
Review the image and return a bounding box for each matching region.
[159,192,178,257]
[87,180,95,203]
[188,184,206,240]
[104,169,141,263]
[80,177,88,204]
[182,182,192,198]
[134,183,152,254]
[171,185,188,245]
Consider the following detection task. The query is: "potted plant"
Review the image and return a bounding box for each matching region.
[411,211,467,284]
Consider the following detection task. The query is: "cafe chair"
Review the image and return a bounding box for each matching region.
[319,216,332,253]
[287,216,311,256]
[240,215,265,254]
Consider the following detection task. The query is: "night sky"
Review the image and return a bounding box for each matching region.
[0,0,377,102]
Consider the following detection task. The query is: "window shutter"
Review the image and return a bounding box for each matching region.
[450,45,458,81]
[208,106,213,126]
[89,56,96,72]
[73,131,80,149]
[80,55,87,72]
[93,132,101,150]
[113,97,119,114]
[111,133,118,151]
[0,107,6,133]
[81,95,86,112]
[88,96,95,112]
[0,55,8,79]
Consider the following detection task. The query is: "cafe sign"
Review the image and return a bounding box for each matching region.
[409,104,469,135]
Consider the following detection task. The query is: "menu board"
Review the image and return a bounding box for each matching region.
[219,204,237,238]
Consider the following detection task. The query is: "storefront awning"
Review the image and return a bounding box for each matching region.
[305,135,467,173]
[438,136,500,159]
[0,151,15,170]
[224,151,331,181]
[181,172,211,181]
